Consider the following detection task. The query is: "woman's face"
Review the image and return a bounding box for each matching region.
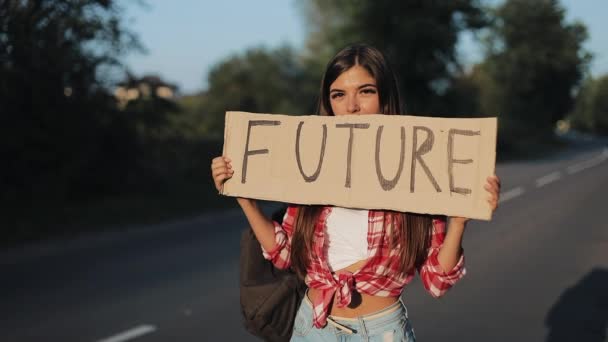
[329,65,381,116]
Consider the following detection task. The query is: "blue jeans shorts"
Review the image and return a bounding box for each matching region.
[290,291,416,342]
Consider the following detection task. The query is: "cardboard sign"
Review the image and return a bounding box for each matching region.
[221,111,497,220]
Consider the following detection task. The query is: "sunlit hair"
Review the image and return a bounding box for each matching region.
[316,43,404,116]
[291,44,434,280]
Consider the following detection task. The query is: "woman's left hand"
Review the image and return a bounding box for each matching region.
[449,174,501,225]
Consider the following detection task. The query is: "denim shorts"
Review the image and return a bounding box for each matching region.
[290,291,416,342]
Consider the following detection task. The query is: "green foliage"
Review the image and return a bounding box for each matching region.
[438,67,486,118]
[118,78,181,142]
[300,0,488,114]
[196,45,320,137]
[479,0,591,142]
[0,0,143,207]
[173,92,210,139]
[569,75,608,135]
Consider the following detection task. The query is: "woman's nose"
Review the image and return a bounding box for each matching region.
[346,94,360,113]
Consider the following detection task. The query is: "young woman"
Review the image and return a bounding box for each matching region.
[211,44,501,341]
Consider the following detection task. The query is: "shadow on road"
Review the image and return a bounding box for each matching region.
[545,268,608,342]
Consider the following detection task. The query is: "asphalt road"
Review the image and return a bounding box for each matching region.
[1,143,607,342]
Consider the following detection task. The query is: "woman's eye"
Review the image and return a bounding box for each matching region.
[361,88,377,94]
[331,93,344,99]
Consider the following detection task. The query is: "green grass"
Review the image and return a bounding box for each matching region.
[2,137,232,248]
[2,180,238,248]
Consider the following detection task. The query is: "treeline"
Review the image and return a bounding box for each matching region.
[186,0,606,149]
[1,0,607,238]
[0,0,207,237]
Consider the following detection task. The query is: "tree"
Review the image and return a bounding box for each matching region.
[116,73,181,141]
[569,75,608,135]
[479,0,591,144]
[199,46,319,137]
[0,0,142,207]
[299,0,488,114]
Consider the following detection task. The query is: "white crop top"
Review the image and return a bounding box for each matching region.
[325,207,370,271]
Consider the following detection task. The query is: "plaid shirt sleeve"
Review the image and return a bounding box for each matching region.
[418,216,466,297]
[260,205,298,269]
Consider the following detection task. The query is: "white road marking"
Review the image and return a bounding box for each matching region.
[535,171,562,188]
[498,186,525,203]
[566,148,608,175]
[96,325,157,342]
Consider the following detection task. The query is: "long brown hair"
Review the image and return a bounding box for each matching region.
[291,44,435,279]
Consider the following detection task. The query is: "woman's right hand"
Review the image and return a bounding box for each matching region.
[211,156,234,192]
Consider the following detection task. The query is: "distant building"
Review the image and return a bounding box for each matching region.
[114,74,178,108]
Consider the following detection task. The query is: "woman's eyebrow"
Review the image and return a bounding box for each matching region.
[358,83,377,89]
[330,84,377,93]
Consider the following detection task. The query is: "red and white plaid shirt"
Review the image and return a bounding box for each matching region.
[262,206,466,328]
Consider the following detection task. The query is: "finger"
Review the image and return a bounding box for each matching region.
[216,170,235,180]
[487,175,501,187]
[213,156,227,164]
[213,165,232,173]
[486,180,500,193]
[486,177,500,187]
[212,166,226,175]
[212,157,233,169]
[211,162,226,171]
[484,183,499,195]
[216,171,234,183]
[216,160,233,169]
[212,160,234,171]
[212,167,230,177]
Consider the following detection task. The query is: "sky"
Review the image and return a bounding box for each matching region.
[124,0,608,95]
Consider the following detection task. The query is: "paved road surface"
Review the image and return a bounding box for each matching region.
[1,144,607,341]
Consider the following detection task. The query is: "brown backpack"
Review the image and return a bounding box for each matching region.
[239,206,307,342]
